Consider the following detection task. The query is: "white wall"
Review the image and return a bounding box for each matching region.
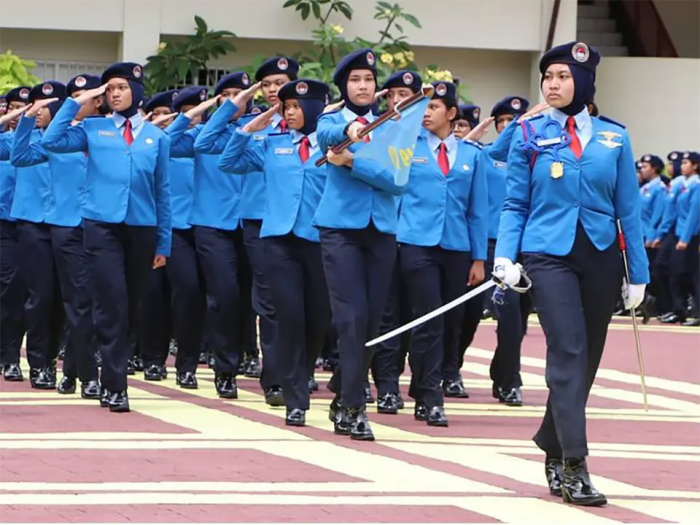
[0,29,119,63]
[653,0,700,59]
[595,57,700,157]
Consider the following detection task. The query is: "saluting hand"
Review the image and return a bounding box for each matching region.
[323,99,345,114]
[75,83,108,105]
[242,104,279,134]
[184,95,221,119]
[232,82,262,108]
[373,89,388,103]
[520,101,550,121]
[0,104,31,126]
[151,112,178,127]
[153,255,167,269]
[676,241,688,251]
[464,117,495,142]
[468,260,485,286]
[24,98,59,118]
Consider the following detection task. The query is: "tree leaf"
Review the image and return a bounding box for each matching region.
[177,60,190,81]
[337,2,353,19]
[401,13,422,28]
[377,0,393,10]
[194,15,207,33]
[282,0,298,7]
[312,1,321,19]
[300,3,310,19]
[395,23,403,32]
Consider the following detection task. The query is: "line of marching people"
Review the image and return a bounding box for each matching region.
[0,50,536,441]
[634,152,700,326]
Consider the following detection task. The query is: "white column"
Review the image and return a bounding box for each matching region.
[119,0,161,64]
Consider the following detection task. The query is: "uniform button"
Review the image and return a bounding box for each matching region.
[573,202,579,208]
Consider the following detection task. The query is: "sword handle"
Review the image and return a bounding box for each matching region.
[491,263,533,294]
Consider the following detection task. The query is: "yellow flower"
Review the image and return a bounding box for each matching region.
[158,42,167,52]
[380,53,394,65]
[392,52,407,68]
[405,51,415,63]
[331,24,344,35]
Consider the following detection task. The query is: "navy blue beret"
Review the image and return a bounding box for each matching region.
[214,71,251,96]
[333,48,378,86]
[101,62,144,85]
[67,74,101,96]
[491,96,529,118]
[278,79,330,103]
[667,151,682,162]
[4,86,31,105]
[249,104,268,114]
[540,41,601,74]
[173,86,209,111]
[635,160,643,170]
[145,89,179,113]
[431,81,457,104]
[682,151,700,164]
[641,154,664,171]
[255,56,299,82]
[29,81,67,102]
[459,104,481,127]
[381,70,422,93]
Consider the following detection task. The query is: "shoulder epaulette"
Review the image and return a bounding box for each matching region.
[598,115,626,129]
[463,139,483,150]
[267,132,290,137]
[523,113,545,123]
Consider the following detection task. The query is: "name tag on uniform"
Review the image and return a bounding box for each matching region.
[98,130,116,137]
[253,135,265,141]
[536,137,562,147]
[274,148,294,155]
[493,161,507,168]
[411,157,428,164]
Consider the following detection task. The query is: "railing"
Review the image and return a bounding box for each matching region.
[609,0,678,57]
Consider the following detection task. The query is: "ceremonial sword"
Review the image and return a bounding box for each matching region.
[365,264,532,347]
[617,219,649,412]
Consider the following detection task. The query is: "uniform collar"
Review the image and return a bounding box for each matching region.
[550,106,590,131]
[341,106,375,123]
[290,129,317,148]
[111,111,143,130]
[426,131,457,154]
[684,173,700,187]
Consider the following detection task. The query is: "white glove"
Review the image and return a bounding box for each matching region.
[621,281,646,311]
[493,257,521,287]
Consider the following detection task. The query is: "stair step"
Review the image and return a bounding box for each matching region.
[578,4,610,18]
[596,45,629,56]
[577,17,617,32]
[578,31,624,46]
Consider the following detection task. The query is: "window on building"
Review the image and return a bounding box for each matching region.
[30,61,111,83]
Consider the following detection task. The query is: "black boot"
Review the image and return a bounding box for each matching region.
[561,457,607,506]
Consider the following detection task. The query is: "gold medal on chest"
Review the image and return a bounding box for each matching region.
[550,161,564,179]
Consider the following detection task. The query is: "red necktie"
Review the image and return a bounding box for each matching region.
[279,119,288,133]
[437,143,450,176]
[123,118,134,146]
[566,116,582,158]
[298,136,310,163]
[355,117,370,143]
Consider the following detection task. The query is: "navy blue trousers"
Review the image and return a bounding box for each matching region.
[51,225,98,382]
[401,245,471,408]
[167,228,205,373]
[370,250,411,396]
[670,234,700,318]
[486,239,524,390]
[0,220,25,366]
[139,268,171,367]
[264,234,331,410]
[652,232,677,315]
[322,225,396,409]
[243,220,279,387]
[16,220,64,369]
[194,226,246,375]
[525,225,622,459]
[84,221,157,392]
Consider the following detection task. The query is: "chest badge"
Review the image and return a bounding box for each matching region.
[597,131,623,149]
[145,138,153,145]
[550,161,564,179]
